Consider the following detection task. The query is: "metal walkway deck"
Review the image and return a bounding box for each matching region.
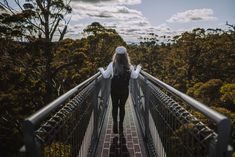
[95,96,147,157]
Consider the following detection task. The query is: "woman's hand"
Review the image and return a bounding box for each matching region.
[98,67,104,72]
[136,64,142,70]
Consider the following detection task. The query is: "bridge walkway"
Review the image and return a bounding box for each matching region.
[21,71,232,157]
[95,96,147,157]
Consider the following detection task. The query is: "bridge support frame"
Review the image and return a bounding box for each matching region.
[92,78,99,141]
[22,120,42,157]
[144,77,150,141]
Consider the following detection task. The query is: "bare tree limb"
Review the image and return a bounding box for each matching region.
[59,25,67,41]
[14,0,24,11]
[25,18,45,33]
[226,21,235,31]
[36,0,45,12]
[50,18,61,41]
[15,0,45,35]
[1,0,17,15]
[57,16,71,41]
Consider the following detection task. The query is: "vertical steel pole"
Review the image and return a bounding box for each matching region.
[144,77,150,140]
[209,118,231,157]
[22,120,42,157]
[93,78,99,141]
[133,79,139,107]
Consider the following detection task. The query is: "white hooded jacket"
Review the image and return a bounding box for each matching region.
[99,62,141,79]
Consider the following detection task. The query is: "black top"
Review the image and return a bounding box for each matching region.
[111,67,131,94]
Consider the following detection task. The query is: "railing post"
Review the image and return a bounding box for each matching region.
[104,79,111,108]
[93,78,99,141]
[22,120,42,157]
[132,79,139,107]
[209,118,231,157]
[131,79,136,106]
[144,77,150,140]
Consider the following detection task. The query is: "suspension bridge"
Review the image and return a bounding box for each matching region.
[21,70,233,157]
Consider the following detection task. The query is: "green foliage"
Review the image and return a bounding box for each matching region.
[129,27,235,154]
[44,142,71,157]
[0,10,31,39]
[220,83,235,109]
[0,0,72,41]
[169,122,209,157]
[186,79,223,105]
[132,28,235,110]
[0,39,47,156]
[0,22,126,156]
[0,38,89,156]
[1,6,235,154]
[83,22,126,73]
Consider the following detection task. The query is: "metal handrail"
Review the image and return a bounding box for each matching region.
[141,71,228,123]
[140,71,232,157]
[22,72,110,157]
[27,72,101,126]
[130,70,232,157]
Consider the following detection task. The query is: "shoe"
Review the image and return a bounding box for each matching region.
[113,122,118,134]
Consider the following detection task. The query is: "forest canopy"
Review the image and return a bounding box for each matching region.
[0,0,235,156]
[1,23,235,156]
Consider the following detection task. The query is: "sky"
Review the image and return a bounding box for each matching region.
[67,0,235,43]
[4,0,235,43]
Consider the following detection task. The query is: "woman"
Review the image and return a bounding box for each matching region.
[99,46,141,134]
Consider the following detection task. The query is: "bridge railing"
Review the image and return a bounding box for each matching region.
[22,72,110,157]
[130,70,232,157]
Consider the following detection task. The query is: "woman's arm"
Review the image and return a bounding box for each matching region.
[130,64,142,79]
[98,62,113,79]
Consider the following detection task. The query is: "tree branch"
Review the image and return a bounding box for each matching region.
[36,0,45,12]
[1,0,17,15]
[226,21,235,31]
[50,18,61,41]
[59,25,67,41]
[58,17,71,41]
[14,0,24,11]
[25,18,45,33]
[15,0,45,34]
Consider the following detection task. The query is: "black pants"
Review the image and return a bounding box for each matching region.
[111,89,129,125]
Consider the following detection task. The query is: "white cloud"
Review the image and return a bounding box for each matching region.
[67,1,190,43]
[71,3,144,21]
[71,0,141,5]
[167,8,217,23]
[68,1,150,42]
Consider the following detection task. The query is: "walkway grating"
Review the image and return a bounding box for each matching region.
[95,96,147,157]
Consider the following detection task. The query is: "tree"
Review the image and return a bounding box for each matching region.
[186,79,223,106]
[0,39,48,156]
[0,22,128,156]
[0,37,90,157]
[220,83,235,110]
[160,27,235,91]
[0,4,31,40]
[129,33,161,75]
[83,22,126,73]
[226,21,235,32]
[50,38,89,95]
[162,29,207,91]
[0,0,73,102]
[128,25,235,155]
[0,0,72,41]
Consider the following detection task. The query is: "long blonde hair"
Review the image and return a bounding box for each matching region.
[112,51,131,75]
